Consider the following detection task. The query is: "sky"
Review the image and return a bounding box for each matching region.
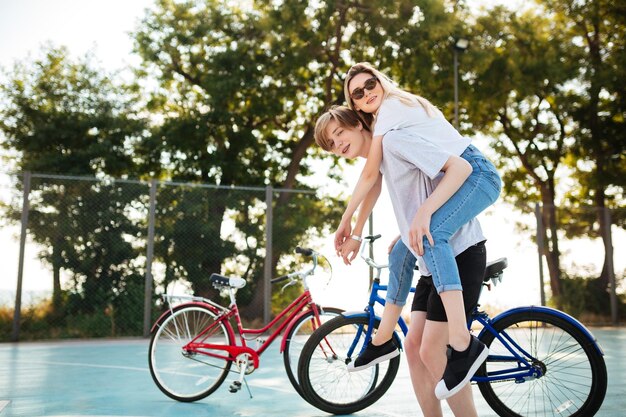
[0,0,622,312]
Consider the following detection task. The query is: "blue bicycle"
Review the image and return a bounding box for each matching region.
[297,235,607,416]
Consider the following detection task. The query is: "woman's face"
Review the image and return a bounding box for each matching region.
[348,72,384,114]
[325,119,369,159]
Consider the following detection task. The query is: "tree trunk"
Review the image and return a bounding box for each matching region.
[540,184,562,305]
[585,7,611,291]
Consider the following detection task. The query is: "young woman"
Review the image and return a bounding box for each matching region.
[315,105,486,416]
[333,62,501,399]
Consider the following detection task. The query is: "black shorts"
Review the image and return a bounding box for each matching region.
[411,240,486,322]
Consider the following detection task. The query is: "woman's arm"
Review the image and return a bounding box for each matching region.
[341,135,384,224]
[409,155,472,255]
[338,173,383,265]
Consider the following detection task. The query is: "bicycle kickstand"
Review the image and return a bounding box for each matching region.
[229,356,253,398]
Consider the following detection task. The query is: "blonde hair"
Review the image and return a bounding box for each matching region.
[314,105,370,152]
[343,62,440,129]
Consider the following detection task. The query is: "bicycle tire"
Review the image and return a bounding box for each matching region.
[297,315,400,415]
[282,306,343,396]
[477,309,607,417]
[149,305,234,402]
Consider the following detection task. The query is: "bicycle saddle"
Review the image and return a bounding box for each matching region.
[210,273,247,289]
[483,257,508,282]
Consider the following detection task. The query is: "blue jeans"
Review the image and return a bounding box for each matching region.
[386,239,417,306]
[422,144,501,293]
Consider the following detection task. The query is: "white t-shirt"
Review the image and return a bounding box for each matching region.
[376,99,483,274]
[374,98,471,179]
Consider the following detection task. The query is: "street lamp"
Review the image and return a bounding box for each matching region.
[453,37,469,128]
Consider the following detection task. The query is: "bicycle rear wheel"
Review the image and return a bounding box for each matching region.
[477,310,607,417]
[297,315,400,415]
[149,305,234,402]
[283,306,343,396]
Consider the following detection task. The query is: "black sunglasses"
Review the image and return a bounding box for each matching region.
[351,76,378,100]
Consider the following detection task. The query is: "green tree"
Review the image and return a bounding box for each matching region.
[0,46,147,317]
[466,7,579,303]
[543,0,626,293]
[131,0,465,316]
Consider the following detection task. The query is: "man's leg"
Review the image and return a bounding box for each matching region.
[405,311,444,417]
[421,319,478,417]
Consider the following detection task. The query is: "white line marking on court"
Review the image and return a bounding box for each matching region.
[0,400,9,412]
[15,360,149,372]
[367,407,406,417]
[11,360,302,395]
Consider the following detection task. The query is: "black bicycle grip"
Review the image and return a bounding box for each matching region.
[295,246,313,256]
[365,234,382,241]
[271,275,289,284]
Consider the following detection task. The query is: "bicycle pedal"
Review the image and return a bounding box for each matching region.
[229,381,242,393]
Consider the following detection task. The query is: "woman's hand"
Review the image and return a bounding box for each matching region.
[334,218,352,254]
[409,207,434,256]
[339,238,361,265]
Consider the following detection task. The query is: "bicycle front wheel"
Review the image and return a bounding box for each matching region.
[477,310,607,417]
[297,315,400,415]
[283,306,343,396]
[149,305,234,402]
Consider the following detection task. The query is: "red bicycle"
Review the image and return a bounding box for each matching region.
[148,247,342,402]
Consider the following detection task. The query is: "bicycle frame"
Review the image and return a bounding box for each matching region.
[340,280,413,358]
[471,305,604,383]
[340,279,549,384]
[340,237,604,385]
[176,288,324,371]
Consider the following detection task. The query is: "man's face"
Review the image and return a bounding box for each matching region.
[325,119,365,159]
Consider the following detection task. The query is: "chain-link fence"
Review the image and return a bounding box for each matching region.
[1,172,333,341]
[1,172,624,341]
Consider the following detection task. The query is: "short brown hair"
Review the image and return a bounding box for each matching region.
[314,106,369,151]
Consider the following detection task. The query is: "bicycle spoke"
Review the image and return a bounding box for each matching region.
[149,306,233,402]
[478,311,606,417]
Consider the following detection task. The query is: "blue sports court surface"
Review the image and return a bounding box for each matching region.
[1,328,625,417]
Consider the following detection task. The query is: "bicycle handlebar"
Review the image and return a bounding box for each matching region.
[270,275,290,284]
[270,246,320,290]
[365,234,382,242]
[359,234,388,270]
[295,246,314,256]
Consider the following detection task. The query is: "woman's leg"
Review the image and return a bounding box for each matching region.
[373,239,416,344]
[349,239,416,371]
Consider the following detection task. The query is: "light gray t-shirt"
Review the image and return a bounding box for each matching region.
[378,109,484,275]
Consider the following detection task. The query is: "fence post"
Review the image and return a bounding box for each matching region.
[143,179,157,337]
[264,186,273,324]
[12,171,31,342]
[603,207,618,325]
[368,212,374,286]
[535,203,546,307]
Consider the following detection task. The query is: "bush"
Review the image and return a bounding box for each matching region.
[552,275,626,324]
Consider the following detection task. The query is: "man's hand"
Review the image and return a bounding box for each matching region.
[388,235,401,254]
[334,218,352,254]
[339,238,360,265]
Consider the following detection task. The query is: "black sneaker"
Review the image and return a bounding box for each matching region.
[347,338,400,372]
[435,335,488,400]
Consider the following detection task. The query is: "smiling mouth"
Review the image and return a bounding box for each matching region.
[342,144,350,154]
[367,96,376,105]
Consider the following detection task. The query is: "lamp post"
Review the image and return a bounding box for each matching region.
[453,37,469,128]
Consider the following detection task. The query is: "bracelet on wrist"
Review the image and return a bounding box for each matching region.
[350,235,363,242]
